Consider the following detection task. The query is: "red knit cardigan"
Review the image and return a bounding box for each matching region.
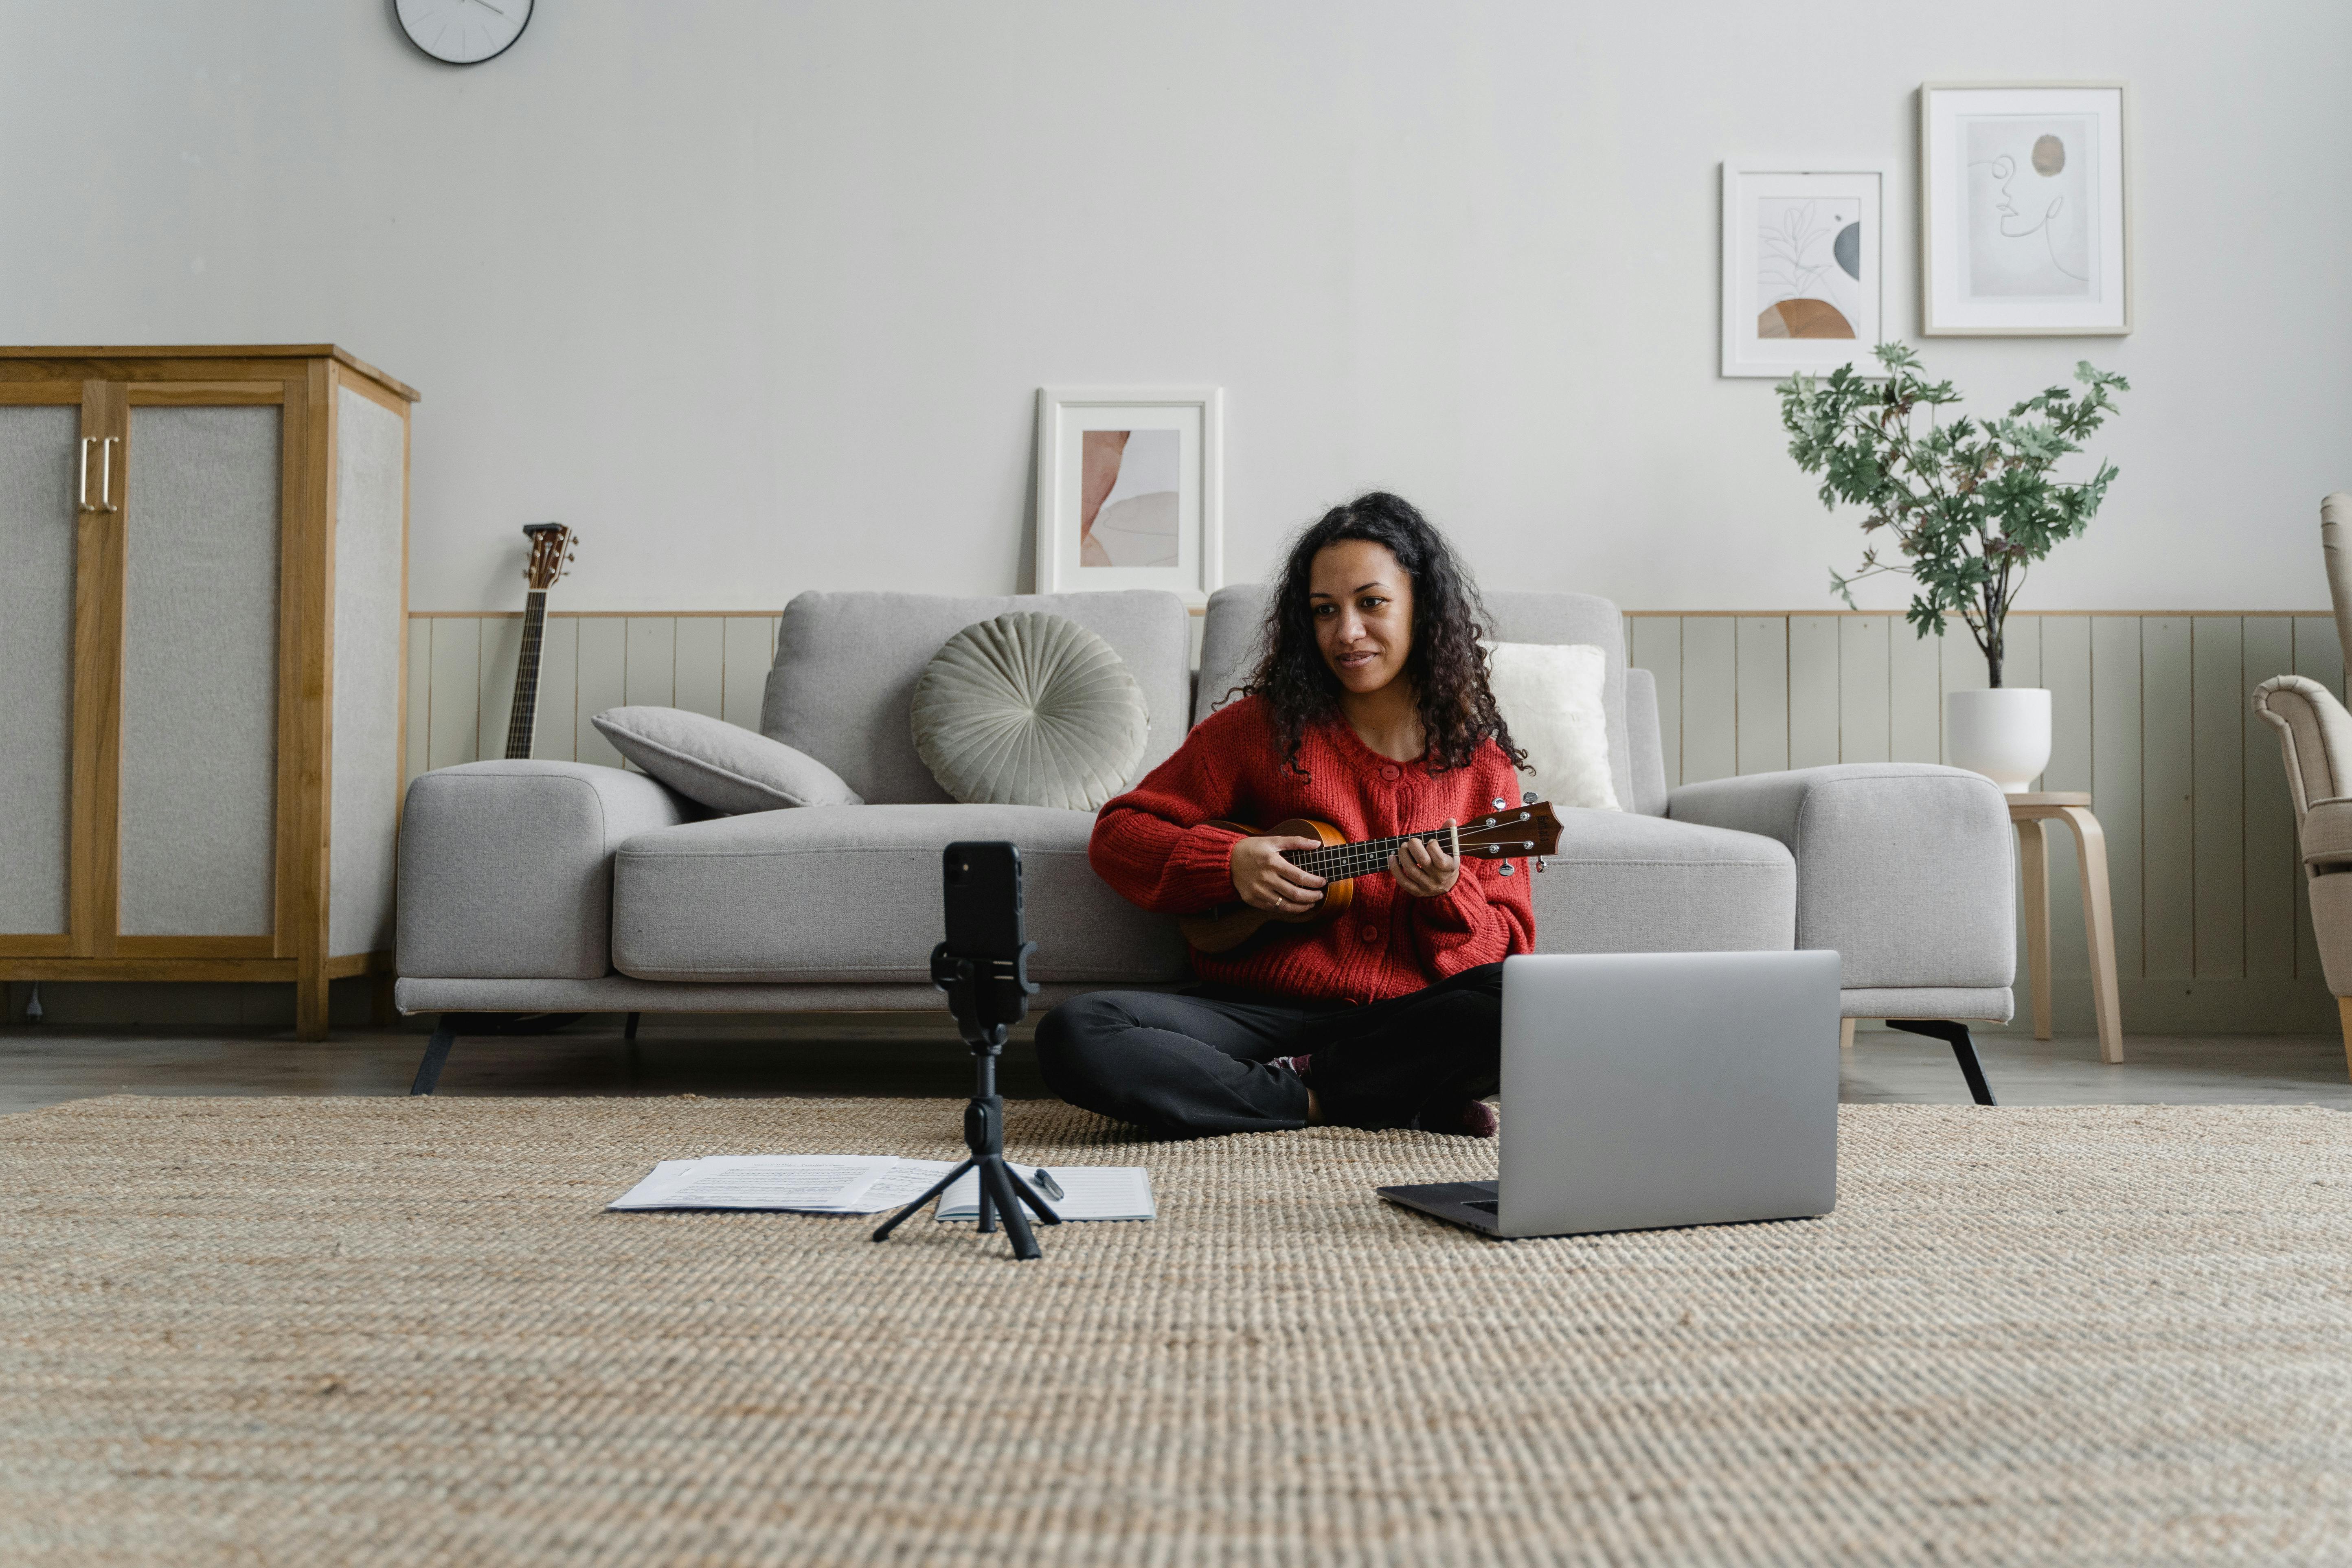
[1088,695,1536,1003]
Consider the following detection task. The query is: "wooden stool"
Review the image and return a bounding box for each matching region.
[2010,792,2125,1064]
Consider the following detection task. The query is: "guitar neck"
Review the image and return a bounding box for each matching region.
[503,592,549,761]
[1286,827,1462,882]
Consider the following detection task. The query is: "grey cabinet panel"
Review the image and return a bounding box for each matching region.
[0,405,79,934]
[120,406,282,937]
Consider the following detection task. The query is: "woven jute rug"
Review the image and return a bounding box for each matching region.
[3,1097,2350,1566]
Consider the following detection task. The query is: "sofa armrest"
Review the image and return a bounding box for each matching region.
[396,761,689,980]
[1667,763,2014,991]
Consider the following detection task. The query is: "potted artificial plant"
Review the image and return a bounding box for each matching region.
[1776,344,2129,790]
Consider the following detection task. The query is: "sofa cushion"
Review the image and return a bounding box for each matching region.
[610,804,1190,985]
[761,590,1191,805]
[1198,585,1635,811]
[1525,810,1796,956]
[911,612,1149,811]
[589,706,862,813]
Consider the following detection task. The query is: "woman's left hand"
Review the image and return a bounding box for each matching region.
[1389,822,1461,899]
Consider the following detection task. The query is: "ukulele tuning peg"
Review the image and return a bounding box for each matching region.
[1536,857,1549,873]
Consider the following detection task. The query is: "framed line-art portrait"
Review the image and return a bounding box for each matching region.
[1921,82,2131,336]
[1034,387,1223,603]
[1721,163,1887,377]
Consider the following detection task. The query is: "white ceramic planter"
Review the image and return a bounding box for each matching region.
[1946,687,2053,792]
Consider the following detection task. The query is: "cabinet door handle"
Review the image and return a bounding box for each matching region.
[99,436,118,512]
[77,437,94,512]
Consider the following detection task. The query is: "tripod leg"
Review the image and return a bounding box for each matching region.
[871,1156,977,1243]
[1003,1167,1064,1226]
[976,1168,997,1233]
[982,1157,1041,1261]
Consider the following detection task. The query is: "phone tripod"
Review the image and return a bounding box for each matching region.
[871,941,1063,1260]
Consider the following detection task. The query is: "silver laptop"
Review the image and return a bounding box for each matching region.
[1380,950,1841,1238]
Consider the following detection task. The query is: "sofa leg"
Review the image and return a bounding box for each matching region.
[1885,1019,1996,1106]
[624,1011,641,1042]
[410,1015,467,1097]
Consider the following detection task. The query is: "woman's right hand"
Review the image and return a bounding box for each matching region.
[1230,835,1329,914]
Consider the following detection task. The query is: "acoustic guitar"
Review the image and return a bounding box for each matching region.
[503,522,577,760]
[1176,800,1563,955]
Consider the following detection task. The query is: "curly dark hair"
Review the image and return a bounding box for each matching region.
[1242,491,1525,776]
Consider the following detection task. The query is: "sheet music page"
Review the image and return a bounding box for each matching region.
[849,1159,959,1210]
[934,1164,1154,1223]
[609,1156,893,1212]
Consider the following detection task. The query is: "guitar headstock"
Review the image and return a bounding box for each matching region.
[1454,798,1562,860]
[522,522,576,591]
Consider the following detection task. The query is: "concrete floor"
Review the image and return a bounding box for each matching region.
[1,1015,2346,1118]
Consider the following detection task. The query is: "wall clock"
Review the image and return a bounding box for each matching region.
[396,0,533,66]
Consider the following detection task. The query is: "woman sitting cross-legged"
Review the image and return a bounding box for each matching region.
[1034,491,1534,1138]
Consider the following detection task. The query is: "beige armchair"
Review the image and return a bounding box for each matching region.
[2253,491,2352,1076]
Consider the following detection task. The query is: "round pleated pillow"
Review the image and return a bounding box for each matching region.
[911,612,1149,811]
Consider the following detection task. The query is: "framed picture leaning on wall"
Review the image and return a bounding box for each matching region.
[1033,387,1223,603]
[1921,82,2131,336]
[1720,163,1887,378]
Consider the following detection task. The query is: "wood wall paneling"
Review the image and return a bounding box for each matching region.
[2190,617,2246,979]
[426,617,481,773]
[2139,616,2196,980]
[573,617,627,768]
[2242,616,2299,982]
[1786,616,1840,770]
[2038,617,2094,984]
[1836,616,1890,764]
[1678,617,1738,785]
[1888,616,1942,764]
[1734,616,1789,776]
[1628,616,1681,786]
[477,612,524,762]
[721,616,778,730]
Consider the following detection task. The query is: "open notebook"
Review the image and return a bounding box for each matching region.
[608,1156,1153,1222]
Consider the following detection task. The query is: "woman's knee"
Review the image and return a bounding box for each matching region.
[1033,993,1136,1099]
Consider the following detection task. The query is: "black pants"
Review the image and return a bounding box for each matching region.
[1033,962,1503,1138]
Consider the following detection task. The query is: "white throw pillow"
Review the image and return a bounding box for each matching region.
[589,706,863,814]
[1480,640,1620,811]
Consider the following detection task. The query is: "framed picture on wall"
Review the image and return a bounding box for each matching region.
[1720,163,1887,378]
[1033,387,1223,604]
[1921,82,2131,336]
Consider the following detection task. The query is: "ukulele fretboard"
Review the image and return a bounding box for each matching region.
[1284,828,1463,882]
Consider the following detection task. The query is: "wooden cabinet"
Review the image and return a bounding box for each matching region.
[0,347,415,1038]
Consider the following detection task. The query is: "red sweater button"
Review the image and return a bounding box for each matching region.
[1360,925,1380,943]
[1380,763,1402,781]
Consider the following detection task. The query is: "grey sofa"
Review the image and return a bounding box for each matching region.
[395,586,2015,1089]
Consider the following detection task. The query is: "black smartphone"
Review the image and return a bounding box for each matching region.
[941,841,1025,963]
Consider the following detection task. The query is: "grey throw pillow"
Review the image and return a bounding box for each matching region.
[911,612,1149,811]
[589,706,862,814]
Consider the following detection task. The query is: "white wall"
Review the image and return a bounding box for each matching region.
[5,1,2345,612]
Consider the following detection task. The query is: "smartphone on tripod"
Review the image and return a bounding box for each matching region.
[871,842,1059,1259]
[943,843,1027,1009]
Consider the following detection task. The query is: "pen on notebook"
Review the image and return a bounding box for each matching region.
[1032,1168,1065,1201]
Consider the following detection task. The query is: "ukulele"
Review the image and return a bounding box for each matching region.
[503,523,577,761]
[1176,801,1564,955]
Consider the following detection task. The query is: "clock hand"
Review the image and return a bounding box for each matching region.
[467,0,508,13]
